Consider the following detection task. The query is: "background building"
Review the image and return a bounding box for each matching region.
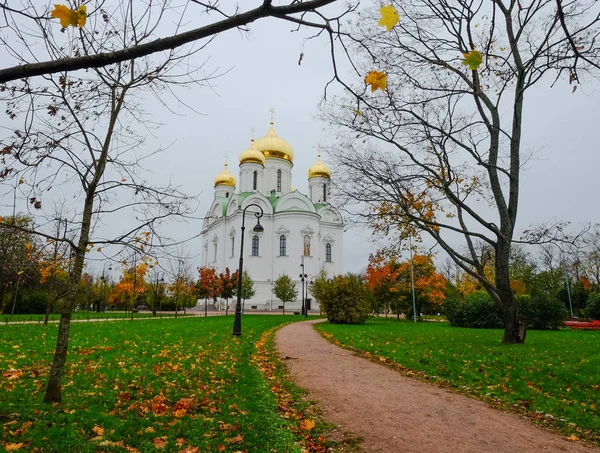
[200,117,344,311]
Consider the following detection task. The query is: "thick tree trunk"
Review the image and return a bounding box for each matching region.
[496,241,526,344]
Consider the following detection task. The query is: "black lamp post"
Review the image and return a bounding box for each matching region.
[306,274,313,318]
[299,257,307,318]
[100,263,113,312]
[153,271,164,317]
[233,203,264,336]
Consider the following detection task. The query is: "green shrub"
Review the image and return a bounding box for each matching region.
[3,289,50,315]
[518,294,566,329]
[444,291,503,329]
[321,273,371,324]
[586,292,600,320]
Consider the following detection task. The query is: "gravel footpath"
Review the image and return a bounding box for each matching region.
[276,319,598,453]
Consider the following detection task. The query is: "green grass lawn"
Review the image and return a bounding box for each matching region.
[0,311,199,324]
[316,318,600,442]
[0,315,317,452]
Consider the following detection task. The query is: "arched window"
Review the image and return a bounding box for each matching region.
[303,235,311,256]
[279,235,287,256]
[213,241,218,261]
[277,169,282,192]
[231,236,235,257]
[325,243,332,262]
[322,184,327,202]
[252,235,259,256]
[253,171,258,190]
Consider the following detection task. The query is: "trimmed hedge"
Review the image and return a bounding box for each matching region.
[586,292,600,320]
[517,294,566,330]
[445,291,567,330]
[444,291,503,329]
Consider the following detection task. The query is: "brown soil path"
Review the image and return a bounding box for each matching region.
[276,319,599,453]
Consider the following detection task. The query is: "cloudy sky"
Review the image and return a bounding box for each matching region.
[2,1,600,278]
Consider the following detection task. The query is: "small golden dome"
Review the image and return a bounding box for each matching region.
[308,154,331,179]
[214,163,236,187]
[254,123,294,163]
[239,140,265,165]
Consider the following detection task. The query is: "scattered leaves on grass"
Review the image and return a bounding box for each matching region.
[153,437,168,449]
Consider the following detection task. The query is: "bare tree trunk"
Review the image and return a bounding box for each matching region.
[496,240,526,344]
[44,190,94,402]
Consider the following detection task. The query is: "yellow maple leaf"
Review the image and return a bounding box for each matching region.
[462,49,483,70]
[364,71,387,92]
[378,5,399,31]
[51,4,87,29]
[92,425,105,437]
[300,419,316,430]
[4,443,25,451]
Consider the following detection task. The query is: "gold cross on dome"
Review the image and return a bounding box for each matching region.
[224,153,229,165]
[250,127,255,140]
[269,107,275,124]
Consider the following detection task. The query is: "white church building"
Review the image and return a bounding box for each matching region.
[200,117,344,312]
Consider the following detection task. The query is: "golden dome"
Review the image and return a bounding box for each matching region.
[254,123,294,163]
[308,154,331,179]
[214,163,236,187]
[239,140,265,165]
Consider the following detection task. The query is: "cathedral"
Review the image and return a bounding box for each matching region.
[200,116,344,312]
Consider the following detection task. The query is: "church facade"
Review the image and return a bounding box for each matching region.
[200,118,344,312]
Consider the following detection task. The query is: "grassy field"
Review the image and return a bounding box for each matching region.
[0,316,326,452]
[0,311,203,324]
[316,318,600,442]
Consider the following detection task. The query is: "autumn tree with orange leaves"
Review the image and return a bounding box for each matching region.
[109,259,149,317]
[197,267,221,317]
[365,250,446,320]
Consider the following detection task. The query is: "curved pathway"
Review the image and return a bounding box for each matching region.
[276,320,598,453]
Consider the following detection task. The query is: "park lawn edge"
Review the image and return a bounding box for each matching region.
[313,322,600,447]
[255,323,363,453]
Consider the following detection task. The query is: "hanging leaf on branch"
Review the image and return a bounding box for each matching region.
[462,49,483,70]
[378,5,399,31]
[51,4,87,29]
[364,71,387,92]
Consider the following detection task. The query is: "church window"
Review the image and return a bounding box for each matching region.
[225,192,229,198]
[303,235,311,256]
[253,171,257,190]
[325,243,332,262]
[279,235,287,256]
[213,241,218,261]
[231,236,235,257]
[277,169,282,192]
[252,235,259,256]
[323,184,327,202]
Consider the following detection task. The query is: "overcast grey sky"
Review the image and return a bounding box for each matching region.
[2,1,599,277]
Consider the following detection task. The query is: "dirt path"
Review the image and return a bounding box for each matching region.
[276,320,598,453]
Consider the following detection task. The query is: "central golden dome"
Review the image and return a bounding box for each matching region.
[254,123,294,163]
[239,140,265,165]
[214,163,236,187]
[308,154,331,179]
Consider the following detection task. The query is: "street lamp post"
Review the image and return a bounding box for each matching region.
[153,271,164,317]
[233,203,264,336]
[100,262,113,312]
[409,235,417,323]
[299,256,307,318]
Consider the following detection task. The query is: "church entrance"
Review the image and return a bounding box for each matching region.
[306,298,312,311]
